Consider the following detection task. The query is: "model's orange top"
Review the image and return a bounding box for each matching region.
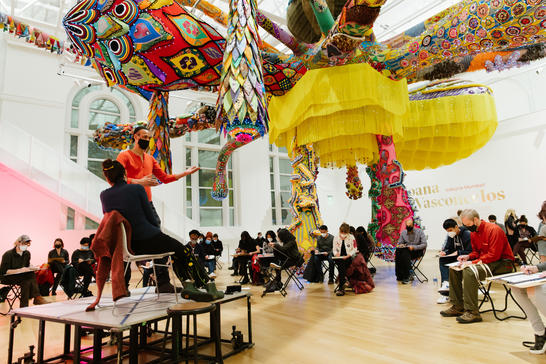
[117,150,177,201]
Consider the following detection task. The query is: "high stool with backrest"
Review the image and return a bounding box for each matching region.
[166,302,217,363]
[118,223,179,307]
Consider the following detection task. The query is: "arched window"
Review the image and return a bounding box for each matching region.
[67,85,137,179]
[269,144,291,225]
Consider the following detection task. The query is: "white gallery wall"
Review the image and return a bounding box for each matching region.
[1,32,545,261]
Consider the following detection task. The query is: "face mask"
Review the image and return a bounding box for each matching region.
[447,231,456,238]
[81,245,89,250]
[267,238,273,242]
[198,238,203,243]
[407,226,414,232]
[19,245,28,252]
[466,224,477,232]
[137,139,150,150]
[55,244,62,249]
[321,233,327,237]
[213,239,217,242]
[205,240,211,244]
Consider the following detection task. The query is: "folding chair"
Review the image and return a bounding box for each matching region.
[476,260,527,321]
[0,284,21,315]
[119,223,178,306]
[320,259,337,282]
[215,254,223,270]
[524,242,540,265]
[278,256,305,297]
[409,250,428,283]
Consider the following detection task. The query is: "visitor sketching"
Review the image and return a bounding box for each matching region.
[47,238,69,296]
[333,223,357,296]
[441,209,514,324]
[395,218,427,284]
[0,235,47,307]
[437,219,472,304]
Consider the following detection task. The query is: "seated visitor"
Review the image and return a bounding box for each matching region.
[186,230,205,265]
[488,214,506,234]
[355,226,374,262]
[511,210,546,355]
[71,237,96,297]
[437,219,472,304]
[504,209,519,250]
[395,218,427,284]
[265,229,302,293]
[441,209,514,323]
[137,260,154,287]
[234,231,257,284]
[263,231,276,254]
[47,238,69,296]
[346,249,375,295]
[333,223,358,296]
[255,232,267,247]
[201,232,217,276]
[212,234,223,257]
[312,225,334,284]
[0,235,47,307]
[100,159,221,300]
[512,215,537,265]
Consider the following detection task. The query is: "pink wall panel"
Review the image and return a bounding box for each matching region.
[0,163,98,265]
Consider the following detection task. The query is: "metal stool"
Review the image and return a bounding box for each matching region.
[166,302,217,363]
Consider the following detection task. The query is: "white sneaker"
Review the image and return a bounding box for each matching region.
[438,281,449,293]
[209,273,217,279]
[437,296,450,304]
[270,263,281,270]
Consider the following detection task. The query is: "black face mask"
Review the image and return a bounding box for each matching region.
[466,224,477,232]
[54,244,62,249]
[407,226,414,232]
[138,139,150,150]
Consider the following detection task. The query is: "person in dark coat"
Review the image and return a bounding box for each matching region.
[265,229,303,291]
[233,231,257,284]
[346,252,375,294]
[47,238,69,295]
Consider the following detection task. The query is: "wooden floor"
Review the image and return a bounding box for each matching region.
[1,252,545,364]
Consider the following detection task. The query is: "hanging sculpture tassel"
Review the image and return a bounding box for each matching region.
[212,0,268,200]
[215,0,269,142]
[147,91,172,173]
[366,135,421,262]
[287,144,323,259]
[345,165,363,200]
[212,139,248,200]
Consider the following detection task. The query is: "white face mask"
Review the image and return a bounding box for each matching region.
[267,237,273,242]
[447,231,457,238]
[81,245,89,250]
[213,239,218,242]
[321,233,327,237]
[19,245,28,252]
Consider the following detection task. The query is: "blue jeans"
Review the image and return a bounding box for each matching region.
[439,256,458,282]
[205,260,215,274]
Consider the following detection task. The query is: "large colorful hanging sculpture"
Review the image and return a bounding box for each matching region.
[71,0,546,260]
[287,144,323,256]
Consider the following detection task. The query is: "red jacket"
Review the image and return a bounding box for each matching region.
[468,220,514,264]
[92,211,132,302]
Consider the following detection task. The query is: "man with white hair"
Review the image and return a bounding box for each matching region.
[440,209,514,323]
